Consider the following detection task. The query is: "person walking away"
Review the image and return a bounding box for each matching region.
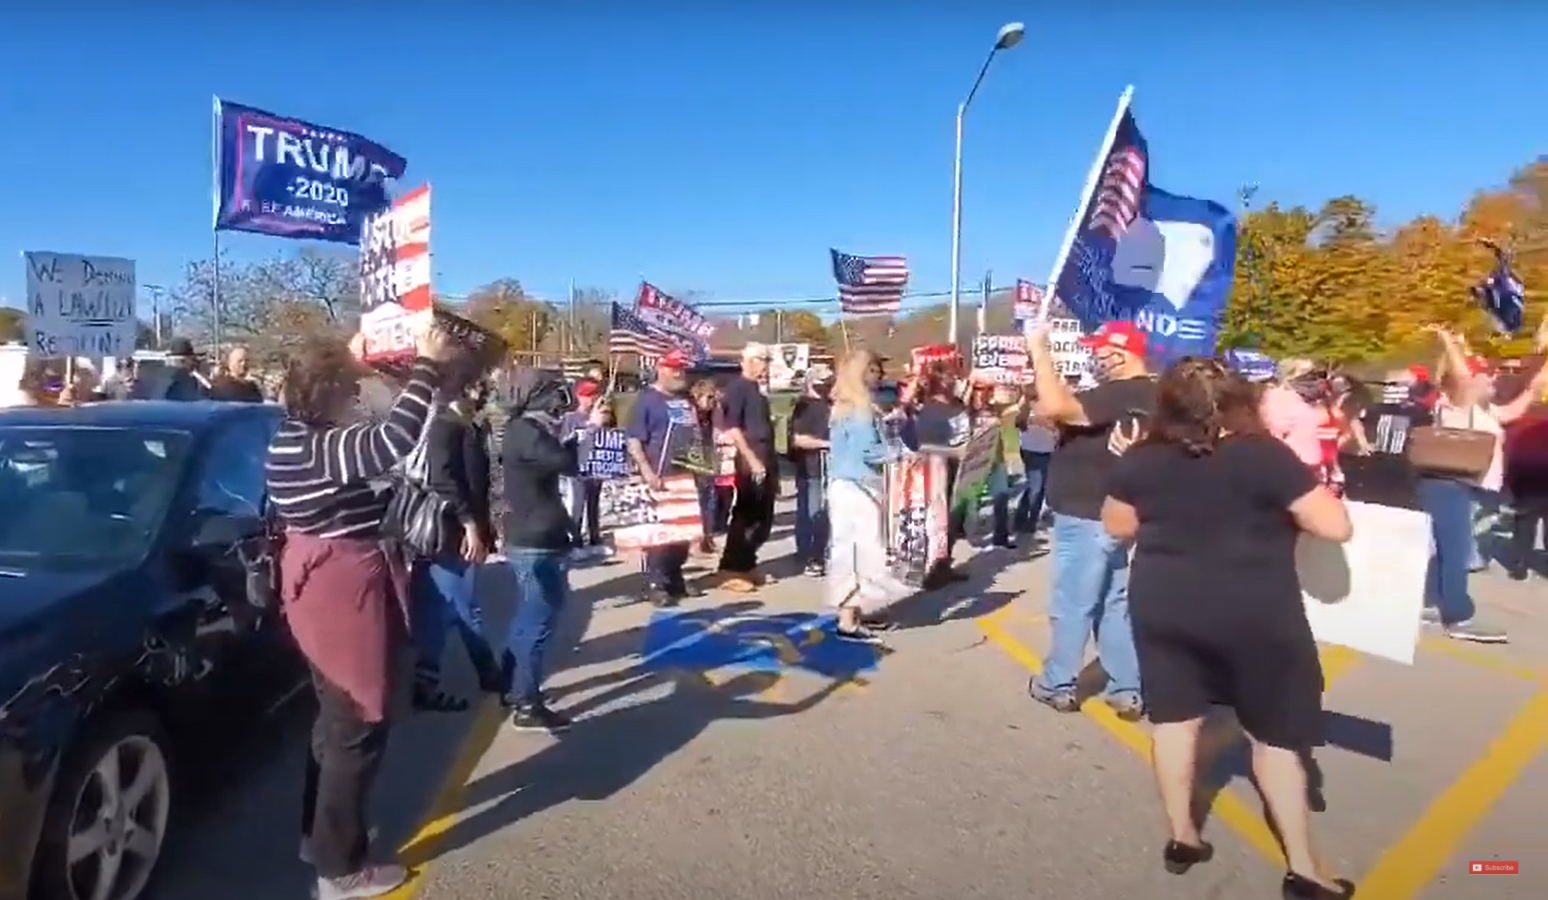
[1100,357,1356,900]
[911,361,973,588]
[411,372,502,712]
[558,379,609,560]
[717,343,778,591]
[789,364,835,575]
[1013,383,1057,537]
[826,350,911,642]
[267,324,456,900]
[624,351,703,605]
[1414,325,1545,642]
[498,368,584,732]
[209,346,266,402]
[1024,320,1154,720]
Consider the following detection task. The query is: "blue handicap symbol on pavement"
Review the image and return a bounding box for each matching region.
[640,610,882,681]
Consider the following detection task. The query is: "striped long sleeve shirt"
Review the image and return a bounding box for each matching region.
[265,360,440,539]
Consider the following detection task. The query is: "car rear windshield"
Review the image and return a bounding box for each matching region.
[0,426,192,569]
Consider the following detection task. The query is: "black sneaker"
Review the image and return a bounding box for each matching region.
[833,623,884,644]
[860,613,897,632]
[510,703,572,733]
[642,587,679,608]
[802,561,826,577]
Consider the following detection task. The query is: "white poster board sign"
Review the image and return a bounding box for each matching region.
[768,342,809,392]
[1047,317,1092,380]
[1298,501,1430,665]
[24,251,137,358]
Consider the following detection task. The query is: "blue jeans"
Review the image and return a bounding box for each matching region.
[412,557,498,685]
[1035,513,1141,700]
[500,548,571,706]
[794,474,829,565]
[1014,451,1052,532]
[1418,478,1478,625]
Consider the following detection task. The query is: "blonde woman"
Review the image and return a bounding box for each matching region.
[1417,325,1548,643]
[826,350,911,642]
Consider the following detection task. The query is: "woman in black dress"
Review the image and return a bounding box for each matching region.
[1100,358,1354,900]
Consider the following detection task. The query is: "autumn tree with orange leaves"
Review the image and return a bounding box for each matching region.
[1223,157,1548,363]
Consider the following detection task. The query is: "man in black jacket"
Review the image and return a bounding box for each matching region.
[497,369,580,733]
[132,337,210,401]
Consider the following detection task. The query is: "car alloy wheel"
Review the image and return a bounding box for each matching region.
[64,733,171,900]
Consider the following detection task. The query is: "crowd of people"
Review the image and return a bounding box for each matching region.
[8,308,1544,900]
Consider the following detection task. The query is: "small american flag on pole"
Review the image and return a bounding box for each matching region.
[1088,111,1148,240]
[831,248,909,315]
[609,303,676,357]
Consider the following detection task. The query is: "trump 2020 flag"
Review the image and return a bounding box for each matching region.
[1042,90,1236,363]
[213,98,408,245]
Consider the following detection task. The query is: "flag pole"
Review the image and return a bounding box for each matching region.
[1034,85,1134,326]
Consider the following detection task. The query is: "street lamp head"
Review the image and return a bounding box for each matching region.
[994,22,1025,50]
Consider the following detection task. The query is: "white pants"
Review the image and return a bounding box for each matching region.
[826,479,911,612]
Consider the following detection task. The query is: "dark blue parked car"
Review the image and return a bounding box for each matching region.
[0,401,300,900]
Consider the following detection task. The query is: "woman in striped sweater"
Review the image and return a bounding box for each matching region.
[266,325,457,900]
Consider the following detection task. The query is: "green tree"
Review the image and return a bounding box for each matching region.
[464,278,555,354]
[0,307,24,343]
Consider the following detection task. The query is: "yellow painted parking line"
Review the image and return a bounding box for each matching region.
[977,610,1362,866]
[385,699,507,899]
[1419,635,1544,683]
[1358,688,1548,900]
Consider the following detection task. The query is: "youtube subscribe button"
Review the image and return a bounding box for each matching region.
[1469,861,1519,874]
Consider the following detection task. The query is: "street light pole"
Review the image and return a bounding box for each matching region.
[948,21,1025,348]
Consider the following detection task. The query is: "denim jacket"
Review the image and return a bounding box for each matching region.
[829,410,890,487]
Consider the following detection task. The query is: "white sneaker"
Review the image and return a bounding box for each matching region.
[316,864,408,900]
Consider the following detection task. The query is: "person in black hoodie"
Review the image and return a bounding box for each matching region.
[498,368,580,733]
[411,373,501,712]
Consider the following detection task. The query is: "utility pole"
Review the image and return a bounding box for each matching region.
[144,284,166,348]
[1237,184,1261,348]
[567,278,577,355]
[977,270,991,338]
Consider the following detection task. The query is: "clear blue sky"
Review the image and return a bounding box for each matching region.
[2,6,1544,320]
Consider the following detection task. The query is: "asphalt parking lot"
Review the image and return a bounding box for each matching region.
[152,503,1545,900]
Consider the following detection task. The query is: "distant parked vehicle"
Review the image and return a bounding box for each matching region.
[0,401,301,900]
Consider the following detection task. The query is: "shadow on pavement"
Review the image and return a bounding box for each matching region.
[888,541,1027,630]
[1189,706,1394,852]
[421,669,845,864]
[149,555,650,900]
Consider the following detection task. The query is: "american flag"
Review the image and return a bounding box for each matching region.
[1087,110,1148,240]
[599,475,704,549]
[831,248,909,315]
[609,303,675,357]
